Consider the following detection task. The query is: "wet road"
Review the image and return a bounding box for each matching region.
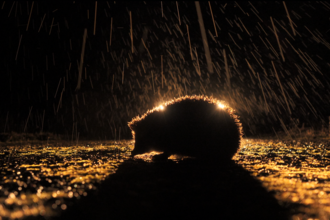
[0,140,132,219]
[1,138,330,219]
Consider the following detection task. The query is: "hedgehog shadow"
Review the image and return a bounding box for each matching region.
[56,159,289,220]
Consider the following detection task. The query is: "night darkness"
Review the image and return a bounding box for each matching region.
[1,1,330,140]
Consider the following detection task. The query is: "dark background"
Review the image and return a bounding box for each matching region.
[0,1,330,140]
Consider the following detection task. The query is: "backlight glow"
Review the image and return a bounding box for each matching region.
[218,103,225,109]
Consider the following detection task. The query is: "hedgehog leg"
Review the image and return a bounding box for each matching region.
[152,152,171,162]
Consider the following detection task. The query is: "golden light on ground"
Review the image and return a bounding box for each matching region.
[133,152,193,162]
[0,140,133,220]
[234,138,330,219]
[2,138,330,219]
[133,151,163,161]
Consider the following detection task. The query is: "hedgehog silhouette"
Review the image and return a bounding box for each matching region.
[128,95,243,161]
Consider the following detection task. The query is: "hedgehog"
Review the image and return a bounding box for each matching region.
[128,95,243,162]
